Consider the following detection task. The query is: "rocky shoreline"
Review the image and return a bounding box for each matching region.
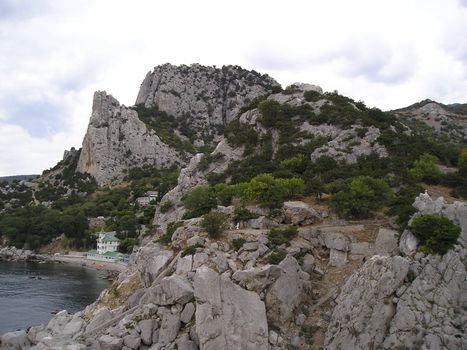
[0,247,124,277]
[0,246,38,262]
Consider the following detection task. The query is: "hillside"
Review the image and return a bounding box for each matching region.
[0,64,466,350]
[0,175,39,183]
[392,99,467,143]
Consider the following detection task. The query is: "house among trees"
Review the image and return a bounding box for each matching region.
[86,229,122,262]
[135,190,158,207]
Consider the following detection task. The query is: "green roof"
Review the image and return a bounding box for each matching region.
[102,234,120,243]
[104,251,119,257]
[87,249,98,254]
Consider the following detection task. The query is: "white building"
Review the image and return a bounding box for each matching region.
[136,191,159,207]
[96,230,119,254]
[87,229,121,262]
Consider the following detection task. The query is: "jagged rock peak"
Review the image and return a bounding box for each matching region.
[77,91,183,186]
[135,63,280,130]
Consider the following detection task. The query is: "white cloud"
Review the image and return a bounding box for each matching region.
[0,0,466,175]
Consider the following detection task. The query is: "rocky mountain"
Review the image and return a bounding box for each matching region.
[392,99,467,142]
[1,64,466,350]
[136,63,279,133]
[0,175,39,184]
[76,64,278,186]
[76,91,183,186]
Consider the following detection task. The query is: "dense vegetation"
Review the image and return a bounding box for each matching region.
[210,90,465,227]
[0,165,178,251]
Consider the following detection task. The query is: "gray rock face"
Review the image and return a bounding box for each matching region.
[325,248,467,350]
[324,232,350,252]
[399,230,419,256]
[382,249,467,350]
[77,91,183,186]
[98,334,124,350]
[283,201,321,225]
[310,125,388,164]
[143,275,193,306]
[138,319,154,346]
[136,63,278,133]
[232,264,282,294]
[325,256,410,350]
[0,246,34,261]
[265,256,310,330]
[86,308,113,333]
[136,245,173,287]
[194,266,269,350]
[158,312,181,345]
[180,302,195,324]
[0,330,30,350]
[374,228,398,255]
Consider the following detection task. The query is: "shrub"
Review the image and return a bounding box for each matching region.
[409,153,442,183]
[243,174,305,208]
[233,207,258,222]
[267,226,298,247]
[257,99,281,127]
[329,176,393,218]
[410,215,460,254]
[182,185,217,219]
[214,183,248,206]
[303,90,322,102]
[267,249,287,264]
[231,238,246,251]
[201,212,228,239]
[119,238,137,254]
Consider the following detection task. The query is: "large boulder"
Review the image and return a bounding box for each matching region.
[265,256,310,330]
[194,266,269,350]
[142,275,193,306]
[0,330,30,350]
[98,335,123,350]
[232,264,282,294]
[158,311,181,345]
[137,246,173,287]
[399,230,419,256]
[283,201,321,225]
[374,228,398,255]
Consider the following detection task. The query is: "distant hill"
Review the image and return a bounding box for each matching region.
[392,99,467,142]
[0,174,39,183]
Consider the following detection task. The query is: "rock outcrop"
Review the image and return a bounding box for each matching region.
[194,266,269,349]
[325,193,467,350]
[136,63,278,133]
[77,92,183,186]
[0,246,34,261]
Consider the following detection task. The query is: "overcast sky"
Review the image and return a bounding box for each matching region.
[0,0,466,176]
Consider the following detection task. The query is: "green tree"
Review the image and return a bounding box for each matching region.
[182,185,217,218]
[409,153,442,183]
[410,215,460,254]
[330,176,393,218]
[201,212,227,239]
[119,238,138,254]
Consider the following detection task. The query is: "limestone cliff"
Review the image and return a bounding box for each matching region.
[77,64,278,186]
[77,91,183,186]
[135,63,279,135]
